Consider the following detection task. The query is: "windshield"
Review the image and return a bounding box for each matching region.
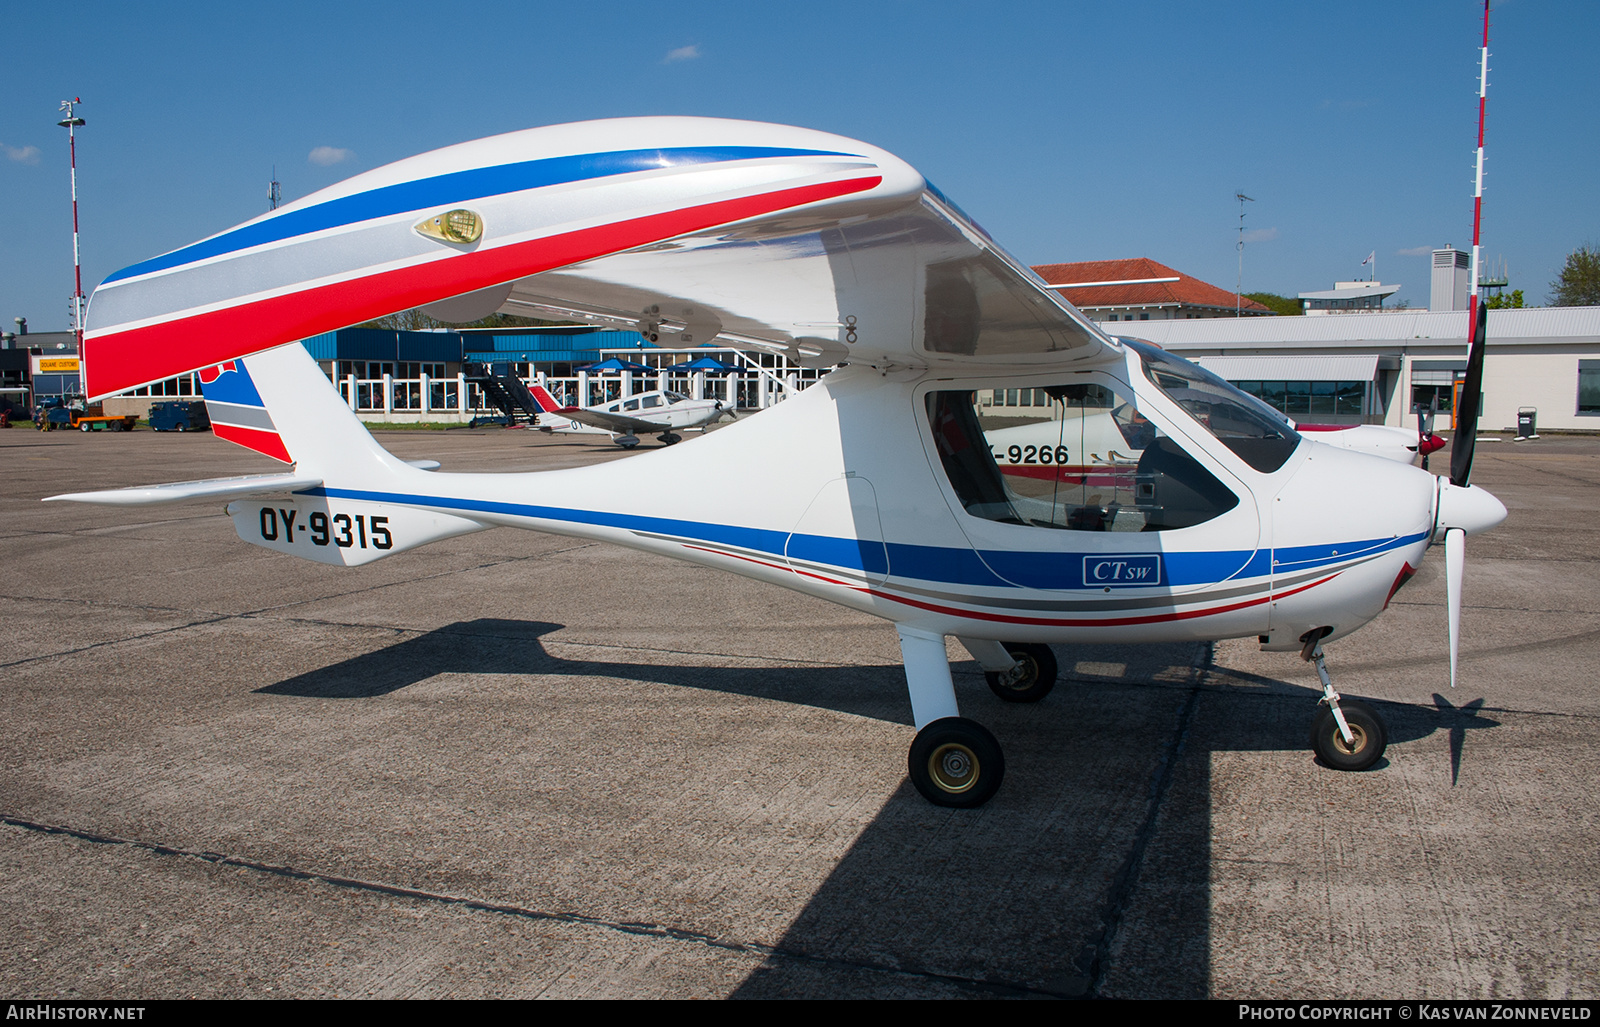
[1123,338,1301,473]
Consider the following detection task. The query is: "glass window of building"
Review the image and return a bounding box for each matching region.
[1580,362,1600,415]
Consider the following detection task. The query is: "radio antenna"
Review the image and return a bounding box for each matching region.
[1235,191,1255,318]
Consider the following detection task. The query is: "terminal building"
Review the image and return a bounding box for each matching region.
[1098,306,1600,432]
[1297,280,1400,314]
[1033,249,1600,433]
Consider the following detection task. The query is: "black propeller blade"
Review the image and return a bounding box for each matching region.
[1418,393,1440,471]
[1449,301,1489,487]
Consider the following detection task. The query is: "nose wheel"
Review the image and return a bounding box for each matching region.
[908,717,1005,807]
[1303,638,1388,771]
[1310,699,1386,770]
[982,642,1058,703]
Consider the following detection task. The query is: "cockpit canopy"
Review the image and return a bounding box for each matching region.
[1124,338,1300,474]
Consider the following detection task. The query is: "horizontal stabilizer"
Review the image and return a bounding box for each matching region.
[46,472,322,507]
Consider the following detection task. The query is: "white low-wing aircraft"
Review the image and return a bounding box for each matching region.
[982,401,1449,484]
[52,117,1506,807]
[528,383,733,447]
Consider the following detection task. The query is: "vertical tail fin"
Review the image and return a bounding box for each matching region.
[529,382,574,412]
[196,360,293,463]
[200,342,414,487]
[205,342,488,565]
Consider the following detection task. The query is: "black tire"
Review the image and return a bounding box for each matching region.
[984,642,1058,703]
[176,424,186,432]
[1310,699,1387,771]
[907,717,1005,808]
[80,422,92,432]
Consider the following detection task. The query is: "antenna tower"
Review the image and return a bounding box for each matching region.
[1467,1,1491,333]
[56,98,86,348]
[1235,191,1255,318]
[268,166,282,211]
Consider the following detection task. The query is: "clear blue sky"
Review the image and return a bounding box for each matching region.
[3,0,1595,332]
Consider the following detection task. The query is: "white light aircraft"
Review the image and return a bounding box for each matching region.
[528,383,734,448]
[983,399,1449,484]
[52,117,1505,807]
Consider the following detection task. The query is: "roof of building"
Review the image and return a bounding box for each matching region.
[1030,257,1271,314]
[1100,305,1600,351]
[1299,283,1400,301]
[1194,354,1381,382]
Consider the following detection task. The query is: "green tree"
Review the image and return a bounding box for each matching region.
[356,309,566,331]
[1551,246,1600,306]
[358,308,445,331]
[1485,289,1524,309]
[1243,291,1303,316]
[458,312,569,329]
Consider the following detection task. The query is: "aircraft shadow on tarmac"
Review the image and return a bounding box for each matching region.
[257,619,1496,998]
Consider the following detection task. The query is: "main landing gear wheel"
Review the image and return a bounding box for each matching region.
[615,434,640,449]
[985,643,1057,703]
[657,432,681,445]
[1310,699,1387,771]
[908,717,1005,808]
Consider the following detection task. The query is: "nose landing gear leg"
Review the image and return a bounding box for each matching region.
[1303,635,1387,771]
[898,626,1005,807]
[960,637,1058,703]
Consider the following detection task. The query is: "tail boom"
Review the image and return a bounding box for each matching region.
[228,494,487,567]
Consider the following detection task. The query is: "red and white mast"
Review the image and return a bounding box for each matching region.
[1467,3,1490,331]
[57,98,87,350]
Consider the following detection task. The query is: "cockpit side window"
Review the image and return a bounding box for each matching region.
[926,382,1239,533]
[1124,339,1301,473]
[929,392,1017,522]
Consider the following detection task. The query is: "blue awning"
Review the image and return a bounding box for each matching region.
[577,357,654,372]
[664,356,742,374]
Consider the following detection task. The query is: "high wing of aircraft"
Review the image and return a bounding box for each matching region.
[53,117,1506,808]
[528,383,733,447]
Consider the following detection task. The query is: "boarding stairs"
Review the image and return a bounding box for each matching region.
[464,363,542,425]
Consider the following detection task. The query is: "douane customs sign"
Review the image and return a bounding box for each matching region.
[32,357,81,374]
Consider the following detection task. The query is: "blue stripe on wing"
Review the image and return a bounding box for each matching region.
[104,146,860,284]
